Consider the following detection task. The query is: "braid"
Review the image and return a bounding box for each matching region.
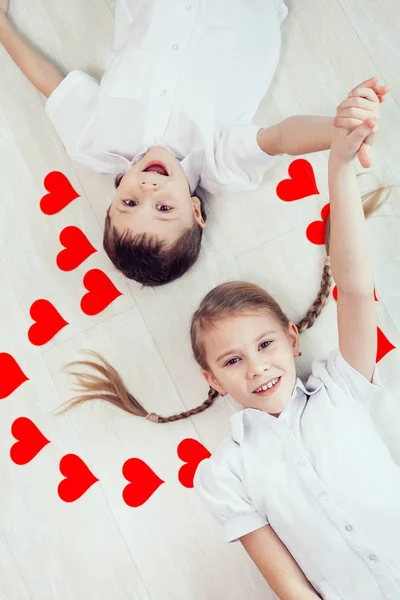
[296,261,332,334]
[147,387,219,424]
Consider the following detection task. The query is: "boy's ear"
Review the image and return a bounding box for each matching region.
[192,196,206,228]
[201,369,226,396]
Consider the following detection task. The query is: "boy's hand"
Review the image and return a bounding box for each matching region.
[334,78,386,168]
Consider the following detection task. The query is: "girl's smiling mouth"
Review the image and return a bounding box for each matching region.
[253,376,281,396]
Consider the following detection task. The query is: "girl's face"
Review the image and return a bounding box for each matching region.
[202,311,299,415]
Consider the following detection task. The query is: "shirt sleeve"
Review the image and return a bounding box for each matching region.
[313,349,382,408]
[201,123,283,195]
[194,456,269,543]
[45,70,100,161]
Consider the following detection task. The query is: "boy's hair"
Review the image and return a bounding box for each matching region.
[103,174,207,286]
[58,185,388,423]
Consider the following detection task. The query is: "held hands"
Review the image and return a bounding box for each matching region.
[332,77,388,167]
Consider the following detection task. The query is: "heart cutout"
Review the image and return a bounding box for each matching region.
[10,417,50,465]
[122,458,165,507]
[57,226,97,271]
[276,159,320,202]
[28,300,69,346]
[177,438,211,488]
[377,327,396,363]
[80,269,123,316]
[40,172,80,215]
[58,454,99,502]
[333,286,378,302]
[0,353,29,400]
[306,203,330,245]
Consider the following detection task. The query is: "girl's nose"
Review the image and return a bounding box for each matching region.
[247,360,269,379]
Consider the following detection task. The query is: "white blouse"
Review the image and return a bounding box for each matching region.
[194,350,400,599]
[45,0,287,194]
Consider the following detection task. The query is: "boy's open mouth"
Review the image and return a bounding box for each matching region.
[142,161,169,176]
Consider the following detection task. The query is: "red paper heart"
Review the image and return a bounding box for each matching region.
[80,269,122,316]
[0,353,29,400]
[58,454,99,502]
[10,417,50,465]
[276,159,320,202]
[40,172,80,215]
[28,300,69,346]
[306,203,330,245]
[122,458,165,507]
[376,327,396,363]
[57,226,97,271]
[177,438,211,488]
[333,286,378,302]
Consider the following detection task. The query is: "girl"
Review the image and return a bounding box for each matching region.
[0,0,387,286]
[58,86,396,598]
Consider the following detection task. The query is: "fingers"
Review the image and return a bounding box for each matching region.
[350,76,378,92]
[348,78,389,104]
[357,143,372,169]
[349,119,376,145]
[348,87,379,102]
[335,107,375,122]
[334,117,363,129]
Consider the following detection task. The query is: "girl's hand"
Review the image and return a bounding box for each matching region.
[0,0,9,14]
[334,81,383,168]
[330,118,376,166]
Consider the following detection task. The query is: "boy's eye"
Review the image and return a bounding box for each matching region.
[122,199,139,207]
[224,357,241,367]
[259,340,272,350]
[156,205,173,212]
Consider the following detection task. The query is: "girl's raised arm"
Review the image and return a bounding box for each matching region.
[328,88,381,381]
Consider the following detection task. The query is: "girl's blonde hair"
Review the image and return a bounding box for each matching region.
[58,185,388,423]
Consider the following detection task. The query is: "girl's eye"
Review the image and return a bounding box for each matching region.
[259,340,272,350]
[156,205,173,212]
[224,357,241,367]
[122,199,139,207]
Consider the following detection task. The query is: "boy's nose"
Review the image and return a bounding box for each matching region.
[140,180,159,190]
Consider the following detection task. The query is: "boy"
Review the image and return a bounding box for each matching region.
[0,0,386,286]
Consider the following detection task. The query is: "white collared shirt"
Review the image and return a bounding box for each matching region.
[45,0,287,194]
[194,350,400,599]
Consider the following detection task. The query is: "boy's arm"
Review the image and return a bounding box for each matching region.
[257,116,334,156]
[0,11,64,98]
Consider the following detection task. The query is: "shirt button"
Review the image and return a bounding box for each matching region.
[154,137,161,143]
[160,89,167,95]
[172,44,179,50]
[297,460,306,467]
[345,525,353,532]
[185,3,192,10]
[319,492,328,500]
[369,554,379,562]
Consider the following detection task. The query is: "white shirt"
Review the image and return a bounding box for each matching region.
[194,351,400,600]
[45,0,287,194]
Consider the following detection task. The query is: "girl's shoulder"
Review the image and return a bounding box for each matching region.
[306,349,382,408]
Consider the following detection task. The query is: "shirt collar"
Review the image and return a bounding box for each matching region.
[229,377,323,445]
[104,147,202,195]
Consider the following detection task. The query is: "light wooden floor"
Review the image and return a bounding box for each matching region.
[1,1,400,599]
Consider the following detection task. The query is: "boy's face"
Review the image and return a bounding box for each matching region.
[201,311,299,416]
[109,147,205,245]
